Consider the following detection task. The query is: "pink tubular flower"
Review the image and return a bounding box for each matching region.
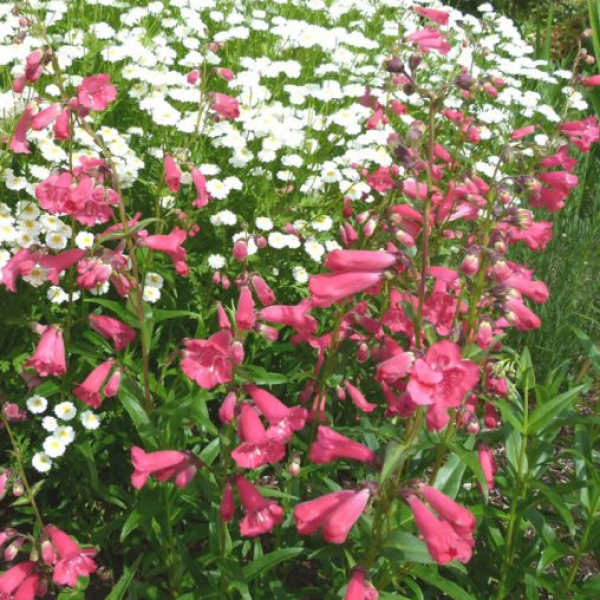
[294,488,371,544]
[345,568,379,600]
[324,249,397,272]
[191,167,211,207]
[309,271,384,308]
[130,446,197,489]
[210,92,240,119]
[477,443,497,491]
[406,495,473,564]
[236,475,283,536]
[31,103,62,131]
[581,75,600,86]
[0,562,35,596]
[245,384,307,442]
[73,360,113,408]
[103,369,121,397]
[25,325,66,378]
[164,154,182,193]
[376,351,415,387]
[259,300,318,337]
[559,117,600,153]
[45,526,98,587]
[504,297,541,331]
[421,486,476,536]
[406,27,451,55]
[510,125,535,140]
[10,104,34,154]
[309,426,376,464]
[345,382,377,413]
[53,108,72,140]
[235,286,256,331]
[413,6,450,25]
[143,227,188,276]
[181,330,237,389]
[231,404,286,469]
[220,481,235,522]
[251,275,276,306]
[89,315,137,351]
[407,340,479,408]
[77,74,117,111]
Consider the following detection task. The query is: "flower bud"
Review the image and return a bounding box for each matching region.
[220,482,235,522]
[383,56,404,73]
[357,342,369,363]
[4,537,23,561]
[12,477,24,497]
[230,341,244,364]
[219,392,237,424]
[255,235,267,249]
[492,260,511,282]
[233,240,248,262]
[336,385,346,401]
[475,321,493,349]
[467,420,480,435]
[255,323,279,341]
[461,253,479,276]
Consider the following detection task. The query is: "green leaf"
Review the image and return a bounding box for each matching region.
[120,509,143,542]
[237,365,291,385]
[242,547,304,582]
[527,385,584,434]
[505,429,528,476]
[118,376,157,442]
[379,441,406,486]
[435,452,467,500]
[412,565,477,600]
[152,309,203,323]
[103,556,143,600]
[382,530,433,564]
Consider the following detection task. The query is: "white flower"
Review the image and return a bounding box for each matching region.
[268,232,287,249]
[39,215,63,232]
[54,402,76,421]
[43,436,66,458]
[23,265,48,287]
[75,231,95,249]
[46,232,68,250]
[311,216,333,232]
[80,410,101,431]
[210,210,237,226]
[90,281,110,296]
[255,217,274,231]
[305,239,326,262]
[32,452,52,473]
[145,272,164,288]
[292,266,308,283]
[143,286,161,303]
[42,416,58,432]
[208,254,226,269]
[26,395,48,414]
[47,286,69,304]
[54,425,75,445]
[284,234,301,249]
[206,179,230,200]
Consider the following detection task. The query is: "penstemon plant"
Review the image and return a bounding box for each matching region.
[0,1,598,599]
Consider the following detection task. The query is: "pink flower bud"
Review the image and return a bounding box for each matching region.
[103,369,121,398]
[220,482,235,522]
[213,67,235,81]
[336,385,346,401]
[233,240,248,262]
[288,461,301,477]
[219,392,237,424]
[12,477,24,497]
[230,341,244,365]
[357,342,369,362]
[4,537,23,561]
[461,253,479,276]
[492,260,511,282]
[41,540,56,566]
[187,70,200,84]
[255,324,279,341]
[255,236,267,248]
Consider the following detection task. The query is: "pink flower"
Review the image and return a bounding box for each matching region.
[505,274,548,304]
[538,171,578,194]
[220,481,235,523]
[504,297,541,331]
[191,168,211,207]
[406,494,474,564]
[53,107,71,140]
[413,7,450,25]
[421,486,476,536]
[559,117,600,153]
[73,360,114,408]
[181,330,237,389]
[10,104,34,154]
[25,325,66,378]
[309,271,384,308]
[31,103,62,131]
[324,250,397,272]
[407,341,479,408]
[245,384,307,442]
[309,426,376,464]
[236,475,283,536]
[89,315,137,351]
[164,155,182,193]
[581,75,600,86]
[103,369,121,397]
[235,286,256,331]
[231,404,286,469]
[406,27,451,55]
[259,301,318,337]
[0,562,35,596]
[143,227,188,276]
[345,382,377,413]
[210,92,240,119]
[345,568,378,600]
[45,526,98,587]
[376,351,415,387]
[251,275,276,306]
[477,444,497,491]
[219,391,237,424]
[77,74,117,111]
[294,488,371,544]
[510,125,535,140]
[130,446,197,489]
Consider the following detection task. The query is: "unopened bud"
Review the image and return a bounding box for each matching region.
[230,341,244,364]
[232,240,248,262]
[383,56,404,74]
[461,253,479,276]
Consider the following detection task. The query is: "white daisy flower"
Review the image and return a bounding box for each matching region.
[43,436,66,458]
[54,402,76,421]
[32,452,52,473]
[26,395,48,414]
[80,411,101,431]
